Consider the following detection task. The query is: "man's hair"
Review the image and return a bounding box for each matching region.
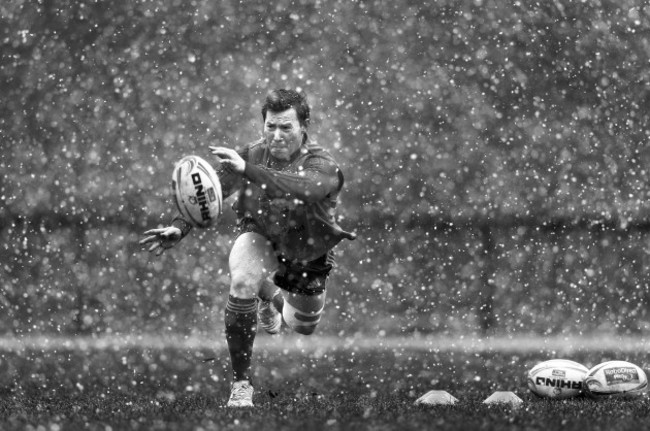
[262,89,310,128]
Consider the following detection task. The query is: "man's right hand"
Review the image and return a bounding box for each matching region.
[139,226,182,256]
[209,146,246,174]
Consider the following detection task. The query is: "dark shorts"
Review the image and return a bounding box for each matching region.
[273,253,332,296]
[237,218,333,296]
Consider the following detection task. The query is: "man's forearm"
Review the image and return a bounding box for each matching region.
[244,163,338,202]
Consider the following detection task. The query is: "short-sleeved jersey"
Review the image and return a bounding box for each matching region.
[219,137,355,262]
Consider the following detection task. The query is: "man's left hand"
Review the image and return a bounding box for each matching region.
[209,146,245,174]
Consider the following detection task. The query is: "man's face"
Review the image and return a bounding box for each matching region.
[264,108,304,161]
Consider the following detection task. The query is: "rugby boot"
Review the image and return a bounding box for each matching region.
[258,299,282,334]
[227,380,254,407]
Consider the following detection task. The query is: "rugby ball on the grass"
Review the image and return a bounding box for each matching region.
[171,155,222,228]
[584,361,648,399]
[527,359,588,399]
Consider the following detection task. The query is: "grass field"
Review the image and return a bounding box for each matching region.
[0,333,649,430]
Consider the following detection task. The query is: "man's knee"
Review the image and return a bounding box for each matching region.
[294,323,318,335]
[282,293,325,335]
[229,274,260,298]
[283,312,320,335]
[228,232,277,298]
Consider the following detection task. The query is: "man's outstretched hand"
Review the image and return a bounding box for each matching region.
[139,226,182,256]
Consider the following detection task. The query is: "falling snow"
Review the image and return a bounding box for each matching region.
[1,1,650,341]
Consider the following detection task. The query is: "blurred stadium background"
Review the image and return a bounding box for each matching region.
[1,0,649,338]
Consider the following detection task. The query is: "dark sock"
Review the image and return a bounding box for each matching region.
[225,295,258,382]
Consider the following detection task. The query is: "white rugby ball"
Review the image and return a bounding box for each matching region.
[584,360,648,399]
[527,359,588,399]
[171,155,222,228]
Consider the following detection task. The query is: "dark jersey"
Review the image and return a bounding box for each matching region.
[219,137,355,262]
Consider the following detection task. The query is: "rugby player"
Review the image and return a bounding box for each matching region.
[140,89,355,407]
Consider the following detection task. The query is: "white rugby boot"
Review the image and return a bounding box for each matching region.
[227,380,254,407]
[258,299,282,334]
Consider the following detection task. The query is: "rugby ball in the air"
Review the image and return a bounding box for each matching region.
[527,359,588,399]
[171,155,222,228]
[584,360,648,399]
